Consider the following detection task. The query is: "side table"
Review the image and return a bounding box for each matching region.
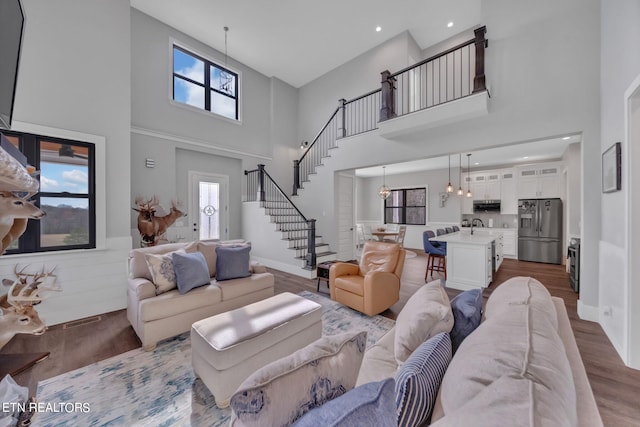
[316,260,357,293]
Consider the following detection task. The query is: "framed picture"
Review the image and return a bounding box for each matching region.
[602,142,621,193]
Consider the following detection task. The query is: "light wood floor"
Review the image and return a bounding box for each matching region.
[2,253,639,426]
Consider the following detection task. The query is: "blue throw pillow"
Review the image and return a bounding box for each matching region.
[215,245,251,281]
[449,288,483,353]
[172,251,211,294]
[396,332,452,427]
[293,378,396,427]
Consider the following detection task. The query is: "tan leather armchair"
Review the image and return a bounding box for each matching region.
[329,241,405,316]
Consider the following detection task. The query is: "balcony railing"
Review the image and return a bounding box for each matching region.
[381,26,487,120]
[293,26,487,194]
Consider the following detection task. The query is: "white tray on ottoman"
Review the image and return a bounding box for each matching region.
[191,292,323,408]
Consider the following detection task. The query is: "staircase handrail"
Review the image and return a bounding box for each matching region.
[298,106,340,164]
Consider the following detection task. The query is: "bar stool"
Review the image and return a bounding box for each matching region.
[452,225,460,232]
[436,228,446,236]
[423,231,447,281]
[445,227,453,234]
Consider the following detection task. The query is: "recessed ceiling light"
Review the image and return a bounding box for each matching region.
[562,136,571,140]
[474,162,479,165]
[375,26,382,32]
[447,22,454,28]
[523,156,529,159]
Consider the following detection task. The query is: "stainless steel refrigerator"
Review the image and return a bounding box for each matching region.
[518,198,563,264]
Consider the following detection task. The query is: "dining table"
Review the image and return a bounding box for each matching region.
[371,231,399,242]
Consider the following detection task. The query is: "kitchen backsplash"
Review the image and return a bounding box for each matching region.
[461,213,518,228]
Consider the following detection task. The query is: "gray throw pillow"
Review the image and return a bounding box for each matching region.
[293,378,396,427]
[449,288,483,353]
[172,251,211,294]
[215,245,251,281]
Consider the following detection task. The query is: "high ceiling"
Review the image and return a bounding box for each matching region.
[130,0,481,88]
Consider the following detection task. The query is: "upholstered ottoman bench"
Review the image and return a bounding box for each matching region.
[191,292,323,408]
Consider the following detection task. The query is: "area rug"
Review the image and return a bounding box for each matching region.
[34,291,395,427]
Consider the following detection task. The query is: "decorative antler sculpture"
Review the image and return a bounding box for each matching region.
[0,265,60,349]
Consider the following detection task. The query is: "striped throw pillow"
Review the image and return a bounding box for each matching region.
[395,332,452,427]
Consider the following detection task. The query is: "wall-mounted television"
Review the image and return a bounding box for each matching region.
[0,0,25,130]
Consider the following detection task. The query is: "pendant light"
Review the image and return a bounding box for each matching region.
[457,153,463,195]
[220,26,232,93]
[378,166,391,199]
[446,155,454,193]
[466,154,473,198]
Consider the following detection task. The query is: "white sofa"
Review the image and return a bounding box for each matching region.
[127,240,274,350]
[356,277,602,426]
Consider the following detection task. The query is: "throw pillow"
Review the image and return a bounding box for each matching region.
[394,280,453,364]
[216,245,251,281]
[144,249,185,294]
[449,288,483,353]
[229,331,368,427]
[172,251,211,294]
[292,378,396,427]
[197,240,219,277]
[396,332,452,427]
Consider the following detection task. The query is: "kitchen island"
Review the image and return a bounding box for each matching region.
[430,231,499,291]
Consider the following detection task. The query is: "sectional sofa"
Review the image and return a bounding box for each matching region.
[228,276,602,426]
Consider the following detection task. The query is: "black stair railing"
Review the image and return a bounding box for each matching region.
[381,26,488,119]
[292,27,487,194]
[246,165,316,269]
[293,89,382,195]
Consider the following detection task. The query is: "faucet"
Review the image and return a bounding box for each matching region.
[470,218,484,235]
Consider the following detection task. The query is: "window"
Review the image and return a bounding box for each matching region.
[172,45,239,121]
[384,187,426,225]
[2,131,95,253]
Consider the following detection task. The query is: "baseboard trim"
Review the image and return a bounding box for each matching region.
[577,299,600,322]
[252,256,315,279]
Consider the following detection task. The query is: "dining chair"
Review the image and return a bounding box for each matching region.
[363,225,374,241]
[423,230,446,281]
[395,225,407,248]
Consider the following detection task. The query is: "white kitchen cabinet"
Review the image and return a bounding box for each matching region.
[500,169,517,214]
[501,229,517,258]
[516,163,563,198]
[470,171,501,200]
[461,173,474,214]
[433,231,496,290]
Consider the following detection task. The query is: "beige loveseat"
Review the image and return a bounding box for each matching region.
[356,277,602,426]
[127,240,275,351]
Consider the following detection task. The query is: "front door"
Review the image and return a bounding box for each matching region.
[189,171,228,241]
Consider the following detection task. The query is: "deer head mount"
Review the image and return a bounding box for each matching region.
[0,191,46,254]
[0,265,60,349]
[133,195,186,247]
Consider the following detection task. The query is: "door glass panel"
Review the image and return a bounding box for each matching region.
[199,181,219,240]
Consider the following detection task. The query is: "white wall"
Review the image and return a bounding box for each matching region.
[297,31,417,144]
[562,143,581,239]
[288,0,601,311]
[130,9,299,240]
[600,0,640,367]
[3,0,132,325]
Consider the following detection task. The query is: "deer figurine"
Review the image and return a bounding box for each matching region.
[0,265,59,349]
[132,196,185,246]
[0,191,46,254]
